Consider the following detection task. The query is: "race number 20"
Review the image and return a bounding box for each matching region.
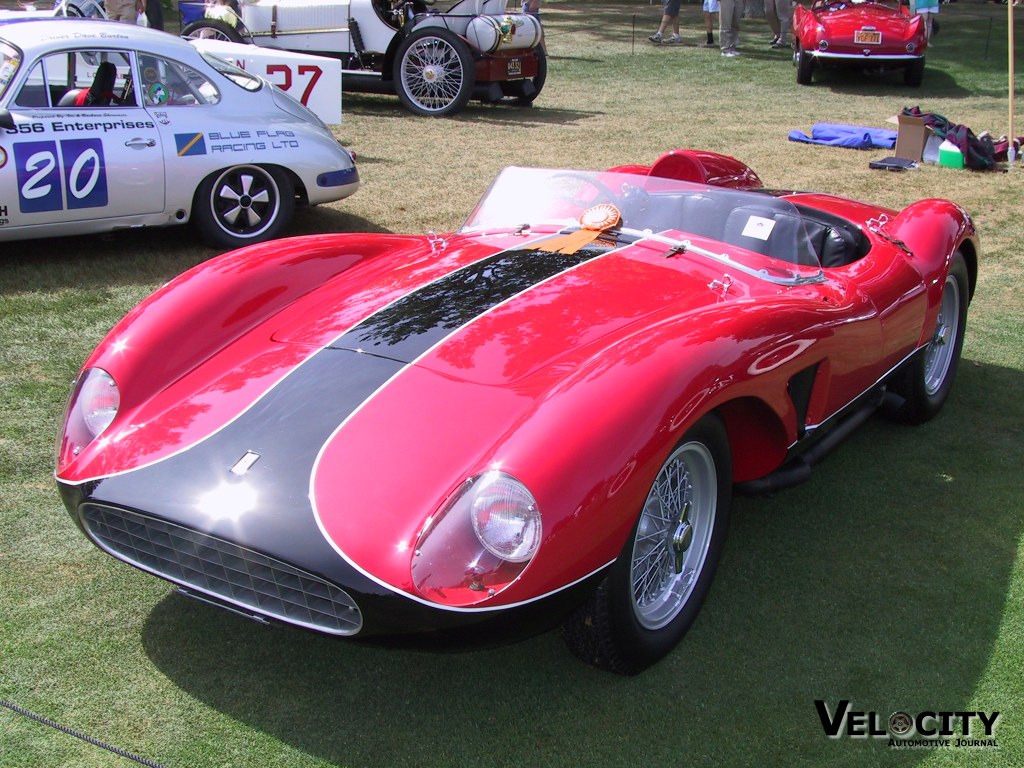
[15,139,108,214]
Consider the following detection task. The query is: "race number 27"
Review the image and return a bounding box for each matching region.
[14,139,108,214]
[265,64,323,107]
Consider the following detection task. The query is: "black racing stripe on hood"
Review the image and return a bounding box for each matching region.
[80,244,609,591]
[328,246,607,361]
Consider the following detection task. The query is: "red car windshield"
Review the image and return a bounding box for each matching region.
[462,167,825,285]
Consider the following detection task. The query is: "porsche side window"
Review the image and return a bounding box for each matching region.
[138,54,221,107]
[14,50,135,108]
[199,52,261,92]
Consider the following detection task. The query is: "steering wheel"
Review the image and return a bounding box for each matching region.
[550,171,621,210]
[617,183,651,223]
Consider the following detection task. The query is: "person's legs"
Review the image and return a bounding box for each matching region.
[719,0,741,52]
[703,0,720,45]
[774,0,792,45]
[651,0,682,42]
[764,0,781,41]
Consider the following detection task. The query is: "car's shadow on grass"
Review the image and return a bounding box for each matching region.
[140,357,1021,767]
[808,65,973,97]
[341,92,602,126]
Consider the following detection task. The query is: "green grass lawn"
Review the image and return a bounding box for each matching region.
[2,2,1023,766]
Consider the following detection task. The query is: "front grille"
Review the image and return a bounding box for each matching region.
[80,504,362,636]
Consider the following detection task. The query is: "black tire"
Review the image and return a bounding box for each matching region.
[796,43,814,85]
[193,165,294,250]
[181,19,245,44]
[905,57,925,87]
[393,27,475,116]
[890,252,969,424]
[562,414,732,674]
[511,47,546,106]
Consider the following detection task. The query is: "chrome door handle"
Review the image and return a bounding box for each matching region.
[125,137,156,148]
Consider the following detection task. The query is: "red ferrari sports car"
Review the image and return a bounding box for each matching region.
[793,0,928,86]
[56,149,977,674]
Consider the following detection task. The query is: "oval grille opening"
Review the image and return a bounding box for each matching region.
[80,504,362,635]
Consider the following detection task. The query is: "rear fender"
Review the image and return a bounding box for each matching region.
[885,199,978,344]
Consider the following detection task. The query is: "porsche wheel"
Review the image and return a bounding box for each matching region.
[181,19,244,44]
[891,252,969,424]
[905,57,925,87]
[193,165,295,250]
[796,43,814,85]
[562,415,732,674]
[394,28,475,116]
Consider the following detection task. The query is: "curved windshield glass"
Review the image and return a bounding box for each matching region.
[462,167,824,284]
[0,42,22,101]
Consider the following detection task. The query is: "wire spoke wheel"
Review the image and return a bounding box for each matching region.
[889,251,970,424]
[394,28,474,116]
[180,19,244,43]
[402,41,462,107]
[561,415,731,674]
[630,441,717,630]
[922,270,961,396]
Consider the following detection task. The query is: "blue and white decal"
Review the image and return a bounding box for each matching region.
[14,139,107,214]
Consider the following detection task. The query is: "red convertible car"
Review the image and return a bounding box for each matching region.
[56,149,977,674]
[793,0,928,86]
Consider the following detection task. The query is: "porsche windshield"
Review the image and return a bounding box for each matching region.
[0,41,21,101]
[462,167,824,284]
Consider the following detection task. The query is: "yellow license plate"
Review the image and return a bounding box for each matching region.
[854,29,882,44]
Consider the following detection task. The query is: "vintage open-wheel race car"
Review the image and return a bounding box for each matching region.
[178,0,546,116]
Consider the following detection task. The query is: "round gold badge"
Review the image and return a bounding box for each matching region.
[580,204,622,231]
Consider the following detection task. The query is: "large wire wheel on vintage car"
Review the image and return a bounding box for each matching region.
[562,415,732,674]
[393,27,475,116]
[890,252,969,423]
[180,18,245,44]
[193,164,295,249]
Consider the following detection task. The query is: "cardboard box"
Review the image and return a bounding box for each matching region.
[891,113,931,162]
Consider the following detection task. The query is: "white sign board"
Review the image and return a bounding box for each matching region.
[189,40,342,124]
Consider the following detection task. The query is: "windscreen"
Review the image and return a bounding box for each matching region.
[0,41,21,101]
[462,167,824,283]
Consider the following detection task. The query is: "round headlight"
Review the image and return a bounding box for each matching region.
[57,367,119,471]
[78,368,120,438]
[470,471,542,563]
[412,470,542,606]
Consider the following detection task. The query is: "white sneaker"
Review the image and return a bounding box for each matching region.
[649,32,663,43]
[665,34,682,44]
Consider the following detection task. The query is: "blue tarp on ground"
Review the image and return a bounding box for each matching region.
[788,123,898,149]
